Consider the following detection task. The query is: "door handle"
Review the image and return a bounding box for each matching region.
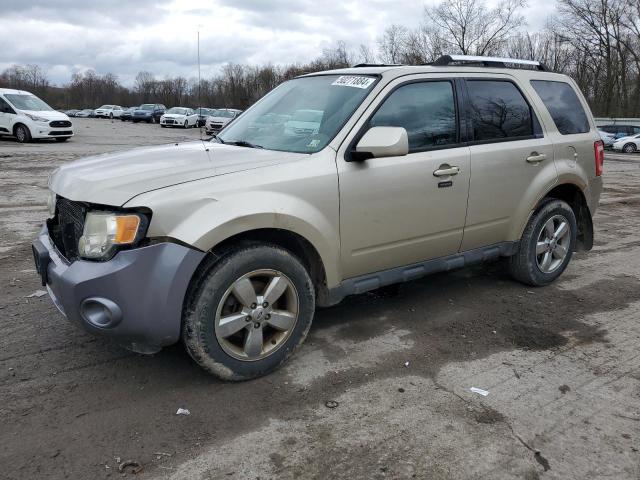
[526,153,547,163]
[433,166,460,177]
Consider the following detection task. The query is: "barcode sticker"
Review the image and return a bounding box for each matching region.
[332,76,376,89]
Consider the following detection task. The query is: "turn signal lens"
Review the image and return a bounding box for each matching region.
[114,215,141,244]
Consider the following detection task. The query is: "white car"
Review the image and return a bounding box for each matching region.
[160,107,198,128]
[94,105,124,119]
[204,108,242,135]
[0,88,73,143]
[612,133,640,153]
[284,109,323,136]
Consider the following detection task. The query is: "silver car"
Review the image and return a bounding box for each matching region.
[33,55,603,380]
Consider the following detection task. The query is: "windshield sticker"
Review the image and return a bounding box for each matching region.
[332,76,376,89]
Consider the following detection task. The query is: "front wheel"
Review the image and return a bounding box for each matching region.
[183,120,188,129]
[508,199,577,286]
[183,244,315,381]
[623,143,636,153]
[15,124,31,143]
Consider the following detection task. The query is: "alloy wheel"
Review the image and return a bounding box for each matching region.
[535,214,571,273]
[214,269,299,361]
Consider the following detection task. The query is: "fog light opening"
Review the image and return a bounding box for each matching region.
[80,297,123,328]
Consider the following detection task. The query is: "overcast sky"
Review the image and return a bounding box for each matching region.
[1,0,555,86]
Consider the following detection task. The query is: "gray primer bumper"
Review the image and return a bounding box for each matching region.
[36,226,205,353]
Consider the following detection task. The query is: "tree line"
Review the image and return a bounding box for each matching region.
[2,0,639,117]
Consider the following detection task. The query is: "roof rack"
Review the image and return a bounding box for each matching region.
[351,63,404,68]
[431,55,547,71]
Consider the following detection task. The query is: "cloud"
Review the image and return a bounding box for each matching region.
[0,0,553,86]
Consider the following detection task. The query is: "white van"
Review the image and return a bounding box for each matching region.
[0,88,74,143]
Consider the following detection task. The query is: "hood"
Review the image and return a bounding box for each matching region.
[20,109,69,121]
[134,109,153,114]
[49,141,308,206]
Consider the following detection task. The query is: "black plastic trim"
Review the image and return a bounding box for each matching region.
[326,241,517,305]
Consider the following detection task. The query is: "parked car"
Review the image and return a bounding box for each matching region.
[599,124,640,139]
[204,108,242,135]
[284,109,323,136]
[33,55,603,380]
[612,133,640,153]
[132,103,166,123]
[120,107,136,122]
[94,105,124,119]
[598,130,616,148]
[0,87,74,143]
[193,107,215,127]
[64,109,80,117]
[160,107,198,128]
[75,109,95,118]
[247,112,290,135]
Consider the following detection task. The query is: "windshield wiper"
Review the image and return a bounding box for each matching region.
[226,140,264,149]
[210,134,225,144]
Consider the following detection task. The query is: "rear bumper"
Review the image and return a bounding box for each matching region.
[33,226,205,353]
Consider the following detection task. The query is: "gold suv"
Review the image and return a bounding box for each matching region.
[33,55,603,380]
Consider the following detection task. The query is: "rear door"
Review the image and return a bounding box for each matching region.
[337,76,471,278]
[460,76,557,251]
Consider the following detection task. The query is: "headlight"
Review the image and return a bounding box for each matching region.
[24,113,49,122]
[47,191,56,217]
[78,212,147,260]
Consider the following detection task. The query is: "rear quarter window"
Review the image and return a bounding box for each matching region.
[530,80,590,135]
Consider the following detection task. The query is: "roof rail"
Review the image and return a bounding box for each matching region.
[432,55,547,71]
[351,63,404,68]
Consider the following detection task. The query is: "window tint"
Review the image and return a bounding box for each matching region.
[369,81,457,151]
[0,97,14,113]
[531,80,589,135]
[467,80,533,141]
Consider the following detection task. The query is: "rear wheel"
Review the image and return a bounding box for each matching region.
[14,124,31,143]
[183,244,315,381]
[508,199,577,286]
[623,142,636,153]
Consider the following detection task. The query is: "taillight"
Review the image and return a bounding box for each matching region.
[594,140,604,176]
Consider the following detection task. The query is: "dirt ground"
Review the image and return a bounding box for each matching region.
[1,119,639,480]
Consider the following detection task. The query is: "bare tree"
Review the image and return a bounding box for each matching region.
[425,0,526,55]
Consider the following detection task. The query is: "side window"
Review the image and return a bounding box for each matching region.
[0,97,14,114]
[369,81,457,152]
[467,80,533,142]
[530,80,590,135]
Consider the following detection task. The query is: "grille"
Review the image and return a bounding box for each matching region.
[164,119,175,124]
[47,197,87,261]
[50,120,72,128]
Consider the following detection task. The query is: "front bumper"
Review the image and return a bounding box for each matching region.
[33,226,205,353]
[31,127,74,139]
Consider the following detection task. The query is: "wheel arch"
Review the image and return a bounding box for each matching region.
[536,183,593,251]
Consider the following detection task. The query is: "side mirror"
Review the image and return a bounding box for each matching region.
[351,126,409,161]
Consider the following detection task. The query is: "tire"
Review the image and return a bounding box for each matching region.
[623,143,636,153]
[508,199,577,286]
[160,124,166,128]
[132,120,138,124]
[183,244,315,381]
[55,137,69,142]
[14,124,31,143]
[183,120,188,129]
[109,113,113,119]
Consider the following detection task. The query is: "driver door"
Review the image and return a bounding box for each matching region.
[0,97,15,135]
[337,77,471,278]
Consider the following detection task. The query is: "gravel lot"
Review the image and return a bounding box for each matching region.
[1,119,639,479]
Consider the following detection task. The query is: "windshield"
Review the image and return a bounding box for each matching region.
[5,94,54,111]
[167,107,187,115]
[218,74,377,153]
[213,109,236,118]
[140,104,154,111]
[99,105,112,109]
